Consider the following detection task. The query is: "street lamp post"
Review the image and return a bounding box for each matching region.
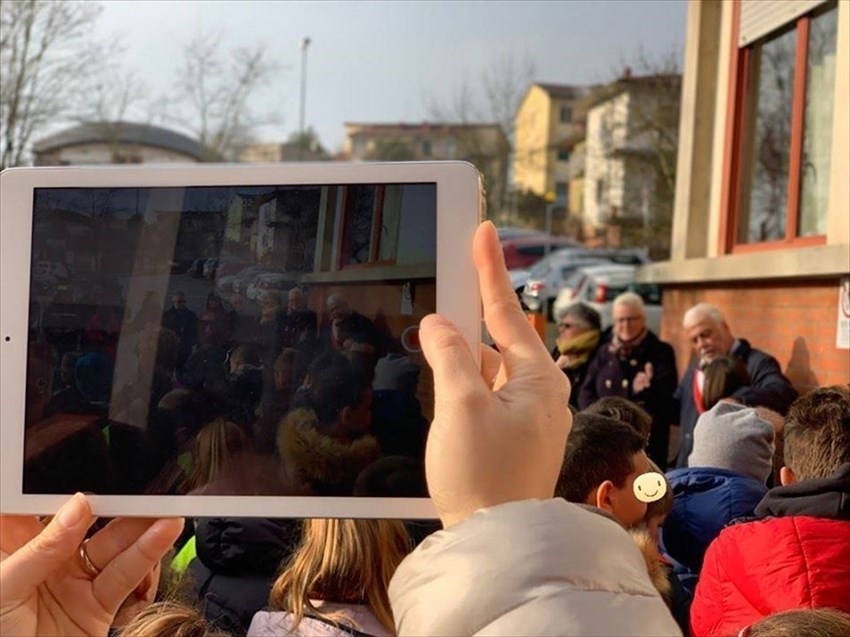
[298,36,311,161]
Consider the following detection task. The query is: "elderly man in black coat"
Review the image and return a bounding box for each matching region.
[579,292,678,469]
[674,302,798,468]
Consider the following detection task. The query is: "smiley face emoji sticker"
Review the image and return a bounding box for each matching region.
[634,472,667,503]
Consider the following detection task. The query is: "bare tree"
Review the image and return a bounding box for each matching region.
[0,0,110,168]
[163,33,277,161]
[427,51,536,216]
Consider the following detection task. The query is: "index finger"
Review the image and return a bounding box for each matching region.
[92,517,184,615]
[473,222,551,372]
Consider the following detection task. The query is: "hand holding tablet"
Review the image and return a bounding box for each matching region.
[0,493,183,637]
[1,162,481,518]
[421,221,573,528]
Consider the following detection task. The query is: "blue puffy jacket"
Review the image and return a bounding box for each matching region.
[660,467,767,598]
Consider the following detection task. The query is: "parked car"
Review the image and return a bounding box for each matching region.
[552,263,662,333]
[202,258,220,279]
[521,255,611,318]
[229,266,284,295]
[188,258,208,278]
[521,248,651,319]
[497,226,544,240]
[500,235,578,270]
[34,261,69,280]
[246,272,298,301]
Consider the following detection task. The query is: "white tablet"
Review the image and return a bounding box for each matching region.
[0,161,482,518]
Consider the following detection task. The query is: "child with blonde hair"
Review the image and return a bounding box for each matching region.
[249,518,410,636]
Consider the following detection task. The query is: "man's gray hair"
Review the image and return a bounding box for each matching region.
[683,302,727,329]
[613,292,645,316]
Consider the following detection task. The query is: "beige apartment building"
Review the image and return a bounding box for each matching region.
[639,0,849,393]
[342,121,508,212]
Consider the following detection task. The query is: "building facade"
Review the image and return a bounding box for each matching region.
[639,0,849,393]
[513,82,588,199]
[342,121,507,214]
[581,74,681,256]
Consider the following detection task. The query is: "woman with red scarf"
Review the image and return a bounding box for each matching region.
[578,292,678,470]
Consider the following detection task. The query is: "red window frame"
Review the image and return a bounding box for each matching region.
[719,0,831,254]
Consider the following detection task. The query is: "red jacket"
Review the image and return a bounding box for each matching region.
[690,464,850,637]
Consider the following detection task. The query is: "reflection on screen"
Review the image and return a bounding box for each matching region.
[24,183,436,498]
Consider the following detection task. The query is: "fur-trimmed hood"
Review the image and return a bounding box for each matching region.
[277,408,380,495]
[630,528,672,607]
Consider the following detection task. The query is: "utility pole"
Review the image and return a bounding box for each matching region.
[298,37,311,161]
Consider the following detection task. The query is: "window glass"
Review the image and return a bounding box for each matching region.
[378,185,402,262]
[340,185,376,265]
[799,5,838,237]
[737,26,797,244]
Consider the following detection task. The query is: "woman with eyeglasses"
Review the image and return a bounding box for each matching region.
[578,292,678,470]
[552,303,603,409]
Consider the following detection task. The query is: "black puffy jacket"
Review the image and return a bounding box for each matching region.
[186,517,300,635]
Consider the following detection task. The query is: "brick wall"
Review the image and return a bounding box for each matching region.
[660,277,850,394]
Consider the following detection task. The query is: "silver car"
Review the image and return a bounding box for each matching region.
[521,253,611,318]
[553,263,663,333]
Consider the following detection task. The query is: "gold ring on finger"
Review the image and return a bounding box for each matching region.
[78,538,101,578]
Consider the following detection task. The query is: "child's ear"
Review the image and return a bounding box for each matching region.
[595,480,616,514]
[780,466,797,486]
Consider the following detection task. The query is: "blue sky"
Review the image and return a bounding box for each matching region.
[96,0,688,151]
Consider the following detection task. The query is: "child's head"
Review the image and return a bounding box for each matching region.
[116,601,228,637]
[689,401,775,484]
[582,396,652,441]
[556,414,650,527]
[642,459,673,545]
[181,418,249,494]
[702,355,750,411]
[742,608,850,637]
[270,518,410,634]
[782,385,850,484]
[307,352,372,436]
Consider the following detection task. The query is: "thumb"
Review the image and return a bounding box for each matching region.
[0,493,94,598]
[645,362,654,378]
[420,314,485,401]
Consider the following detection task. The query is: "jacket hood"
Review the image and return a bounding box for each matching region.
[629,528,672,607]
[756,462,850,521]
[195,517,299,576]
[662,467,767,571]
[278,408,380,495]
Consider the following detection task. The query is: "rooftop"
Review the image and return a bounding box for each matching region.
[34,121,206,160]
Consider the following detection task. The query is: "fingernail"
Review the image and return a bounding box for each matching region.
[56,492,85,528]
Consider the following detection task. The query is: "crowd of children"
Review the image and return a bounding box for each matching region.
[3,222,848,637]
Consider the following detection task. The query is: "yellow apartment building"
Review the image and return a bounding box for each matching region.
[513,83,589,200]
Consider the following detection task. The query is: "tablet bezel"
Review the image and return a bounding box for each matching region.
[0,161,482,518]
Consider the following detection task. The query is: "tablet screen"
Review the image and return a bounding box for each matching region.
[24,183,436,500]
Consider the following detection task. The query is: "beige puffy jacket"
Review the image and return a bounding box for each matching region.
[389,499,682,636]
